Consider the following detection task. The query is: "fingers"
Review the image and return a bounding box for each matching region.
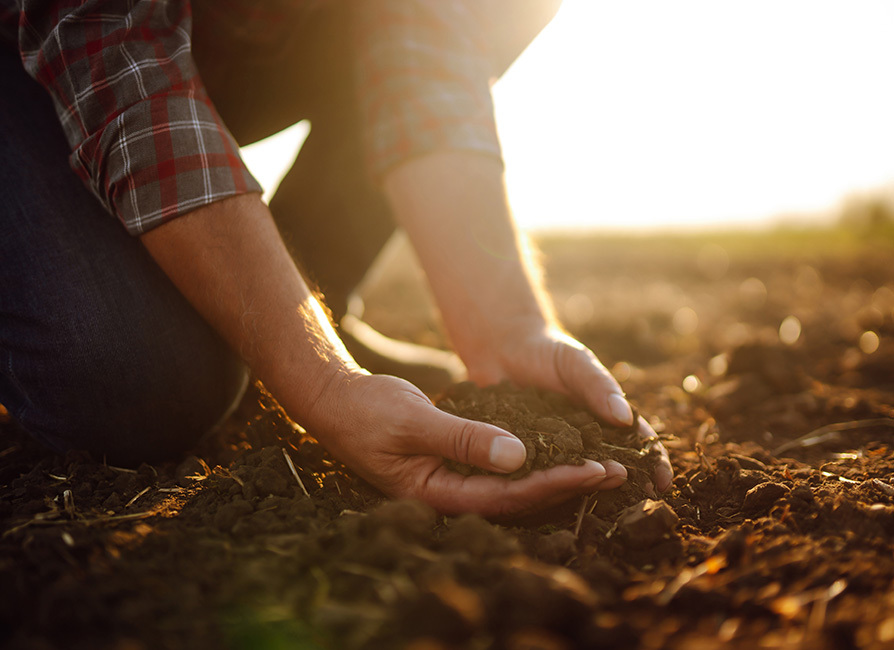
[554,342,675,491]
[392,400,636,516]
[401,406,528,474]
[653,455,674,492]
[554,342,634,427]
[361,372,671,518]
[405,410,671,512]
[637,415,674,493]
[419,459,618,517]
[599,459,629,490]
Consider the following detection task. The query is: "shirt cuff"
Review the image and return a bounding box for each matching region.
[72,91,262,236]
[363,78,504,181]
[354,1,504,182]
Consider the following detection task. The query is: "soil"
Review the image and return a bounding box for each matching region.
[437,381,659,507]
[2,228,894,650]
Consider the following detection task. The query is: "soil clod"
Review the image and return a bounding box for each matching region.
[436,381,659,499]
[3,233,894,648]
[615,498,680,548]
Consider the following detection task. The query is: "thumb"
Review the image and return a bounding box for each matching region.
[415,408,528,473]
[555,342,635,427]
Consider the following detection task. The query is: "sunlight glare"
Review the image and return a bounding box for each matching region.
[493,0,894,231]
[239,2,894,233]
[240,121,310,202]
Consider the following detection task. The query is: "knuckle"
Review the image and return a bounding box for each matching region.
[553,342,577,386]
[451,419,480,465]
[389,399,423,440]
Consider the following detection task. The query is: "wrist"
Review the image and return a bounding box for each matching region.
[461,316,560,386]
[271,345,369,438]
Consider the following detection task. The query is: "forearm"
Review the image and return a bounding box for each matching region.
[140,193,363,424]
[139,193,615,511]
[133,168,654,508]
[382,151,661,446]
[383,152,556,378]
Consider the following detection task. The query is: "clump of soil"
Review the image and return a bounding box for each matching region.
[3,231,894,650]
[436,381,660,506]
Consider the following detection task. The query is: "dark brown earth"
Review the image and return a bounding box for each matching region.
[2,227,894,650]
[437,380,659,507]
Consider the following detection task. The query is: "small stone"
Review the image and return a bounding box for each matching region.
[742,482,790,516]
[616,499,679,548]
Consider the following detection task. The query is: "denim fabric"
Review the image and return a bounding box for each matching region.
[0,50,248,465]
[0,1,559,464]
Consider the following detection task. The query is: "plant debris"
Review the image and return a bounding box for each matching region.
[2,232,894,649]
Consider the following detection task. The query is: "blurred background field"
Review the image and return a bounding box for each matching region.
[241,0,894,383]
[6,5,894,647]
[7,192,893,650]
[243,0,894,235]
[356,215,894,369]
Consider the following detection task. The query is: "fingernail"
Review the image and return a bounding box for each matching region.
[581,459,607,487]
[608,394,634,426]
[489,436,527,472]
[602,460,628,481]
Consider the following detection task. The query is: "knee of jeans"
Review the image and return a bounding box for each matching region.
[7,321,248,467]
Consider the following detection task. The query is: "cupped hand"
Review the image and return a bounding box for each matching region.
[464,324,674,494]
[307,373,628,516]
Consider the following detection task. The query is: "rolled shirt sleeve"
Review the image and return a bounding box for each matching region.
[15,0,261,236]
[353,0,504,181]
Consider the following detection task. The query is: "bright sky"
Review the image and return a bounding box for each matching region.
[242,0,894,232]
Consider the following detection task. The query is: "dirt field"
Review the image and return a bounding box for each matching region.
[2,226,893,650]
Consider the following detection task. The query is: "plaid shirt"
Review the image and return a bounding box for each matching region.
[0,0,501,236]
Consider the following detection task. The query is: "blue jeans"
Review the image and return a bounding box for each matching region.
[1,1,561,464]
[0,4,392,465]
[0,49,248,465]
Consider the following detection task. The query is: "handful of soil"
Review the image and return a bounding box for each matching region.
[436,381,660,484]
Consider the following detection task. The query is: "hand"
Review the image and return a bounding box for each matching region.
[381,152,672,495]
[307,373,629,516]
[465,324,674,494]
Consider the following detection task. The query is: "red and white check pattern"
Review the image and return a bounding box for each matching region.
[1,0,502,235]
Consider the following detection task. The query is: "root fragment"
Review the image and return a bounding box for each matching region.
[573,495,589,538]
[125,486,151,509]
[63,489,76,519]
[773,418,894,456]
[282,447,310,497]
